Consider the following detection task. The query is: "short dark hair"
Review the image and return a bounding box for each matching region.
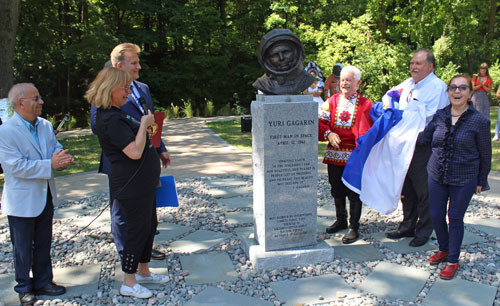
[414,49,435,67]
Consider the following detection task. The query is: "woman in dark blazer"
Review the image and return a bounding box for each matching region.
[85,67,168,298]
[420,74,491,280]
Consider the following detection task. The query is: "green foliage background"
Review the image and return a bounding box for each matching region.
[12,0,500,126]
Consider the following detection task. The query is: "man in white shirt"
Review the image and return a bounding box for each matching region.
[385,49,449,247]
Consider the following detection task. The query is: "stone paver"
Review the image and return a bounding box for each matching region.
[114,260,169,290]
[217,196,253,210]
[325,237,385,262]
[204,178,249,188]
[370,232,436,253]
[358,261,429,301]
[0,265,101,305]
[207,186,252,198]
[317,205,336,217]
[71,213,111,232]
[460,229,487,245]
[53,205,94,220]
[423,277,497,306]
[467,218,500,238]
[317,216,333,233]
[270,273,361,305]
[317,205,369,218]
[225,210,254,225]
[184,286,273,306]
[0,273,18,306]
[168,230,231,253]
[180,252,238,286]
[155,222,193,243]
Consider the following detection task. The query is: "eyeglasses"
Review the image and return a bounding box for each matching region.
[449,85,468,92]
[22,96,42,102]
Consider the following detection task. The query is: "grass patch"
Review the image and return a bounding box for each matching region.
[206,120,252,151]
[0,134,100,188]
[490,106,500,171]
[205,119,328,155]
[56,134,100,176]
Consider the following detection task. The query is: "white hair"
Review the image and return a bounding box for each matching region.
[340,65,362,81]
[7,83,34,109]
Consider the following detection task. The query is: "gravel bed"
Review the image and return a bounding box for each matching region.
[0,174,498,306]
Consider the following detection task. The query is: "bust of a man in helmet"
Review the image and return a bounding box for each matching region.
[253,29,315,95]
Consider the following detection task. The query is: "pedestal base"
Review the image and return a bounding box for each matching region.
[237,230,334,272]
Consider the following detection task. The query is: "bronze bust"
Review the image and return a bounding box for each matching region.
[253,29,315,95]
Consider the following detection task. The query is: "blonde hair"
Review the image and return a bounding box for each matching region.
[85,67,133,109]
[110,43,140,67]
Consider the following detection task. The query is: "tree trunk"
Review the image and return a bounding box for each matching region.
[0,0,20,97]
[488,0,497,40]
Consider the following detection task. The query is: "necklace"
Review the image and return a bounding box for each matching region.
[451,108,467,117]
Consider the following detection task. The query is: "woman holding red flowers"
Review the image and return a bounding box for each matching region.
[318,65,373,244]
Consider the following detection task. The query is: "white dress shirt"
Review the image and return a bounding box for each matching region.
[398,72,449,125]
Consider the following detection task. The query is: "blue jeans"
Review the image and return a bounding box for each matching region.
[428,177,477,263]
[494,107,500,138]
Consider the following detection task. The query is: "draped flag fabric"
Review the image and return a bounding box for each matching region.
[341,89,426,214]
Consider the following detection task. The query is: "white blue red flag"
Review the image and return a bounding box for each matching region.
[341,88,426,214]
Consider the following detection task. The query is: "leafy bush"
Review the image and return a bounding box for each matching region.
[204,100,215,117]
[182,100,194,118]
[216,103,233,116]
[166,103,180,119]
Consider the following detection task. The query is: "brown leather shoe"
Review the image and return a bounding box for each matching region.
[326,221,347,234]
[341,228,359,244]
[440,262,459,280]
[428,251,449,265]
[19,292,36,306]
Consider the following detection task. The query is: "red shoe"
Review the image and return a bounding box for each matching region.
[440,262,459,280]
[428,251,449,265]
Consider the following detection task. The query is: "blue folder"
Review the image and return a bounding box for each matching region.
[155,176,179,207]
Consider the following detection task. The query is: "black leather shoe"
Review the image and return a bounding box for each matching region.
[19,292,36,306]
[409,237,428,247]
[342,228,359,244]
[151,249,166,260]
[326,221,348,234]
[385,230,415,239]
[34,282,66,296]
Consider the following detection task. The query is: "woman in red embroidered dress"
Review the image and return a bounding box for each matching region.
[318,65,373,244]
[471,62,493,118]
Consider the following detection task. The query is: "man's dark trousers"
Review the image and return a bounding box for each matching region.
[399,144,434,239]
[8,189,54,294]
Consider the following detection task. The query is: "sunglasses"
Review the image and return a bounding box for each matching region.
[449,85,469,92]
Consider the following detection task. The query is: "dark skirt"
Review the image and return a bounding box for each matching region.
[471,91,490,118]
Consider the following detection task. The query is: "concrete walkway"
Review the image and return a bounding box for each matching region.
[1,116,499,305]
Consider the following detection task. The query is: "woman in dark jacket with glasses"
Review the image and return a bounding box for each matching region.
[419,74,491,280]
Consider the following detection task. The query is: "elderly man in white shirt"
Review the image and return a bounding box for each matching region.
[385,49,449,247]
